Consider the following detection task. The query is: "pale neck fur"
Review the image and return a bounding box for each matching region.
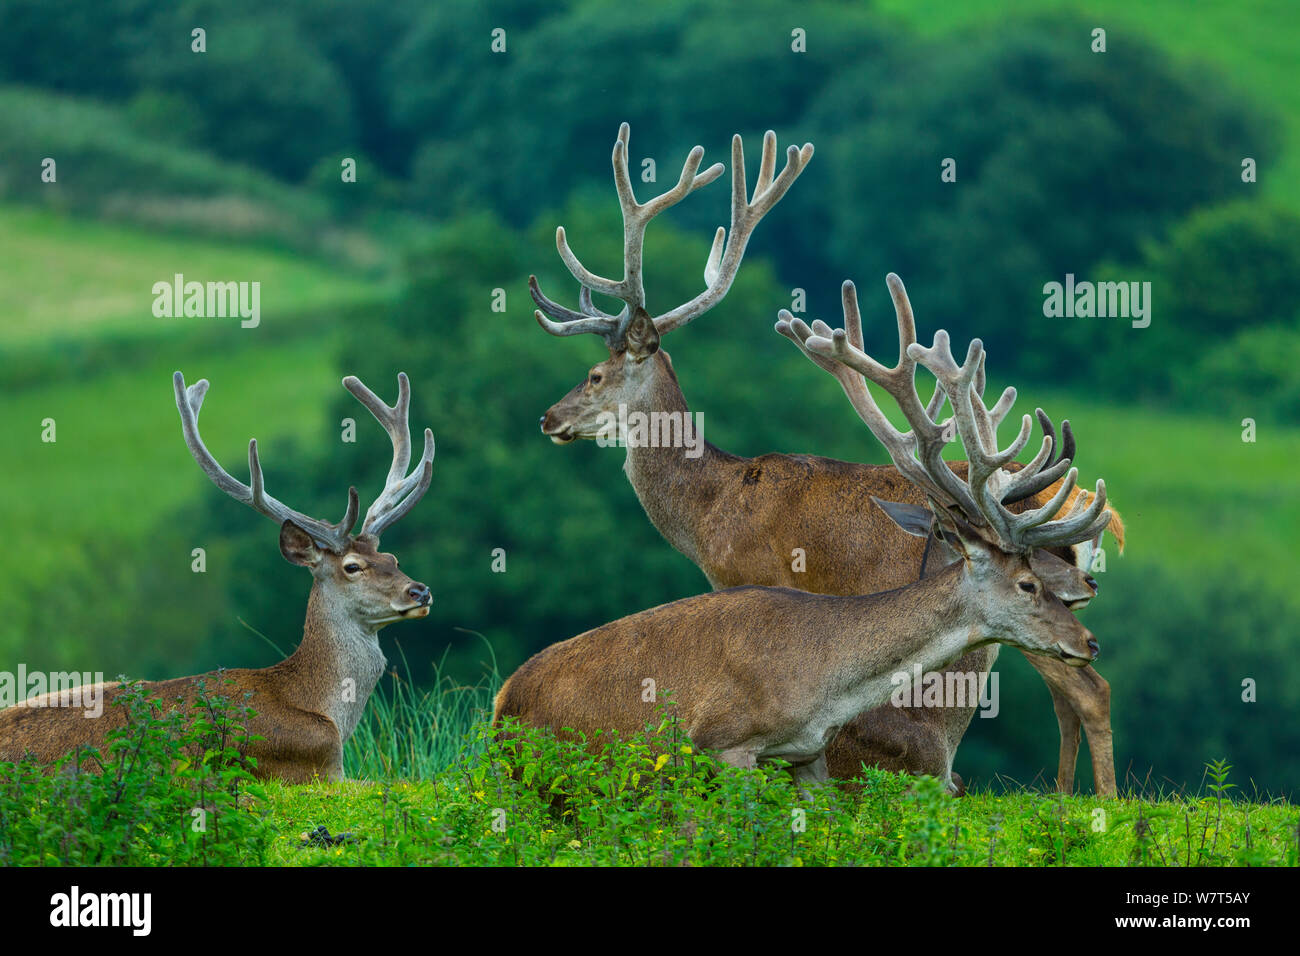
[802,566,996,749]
[275,583,387,744]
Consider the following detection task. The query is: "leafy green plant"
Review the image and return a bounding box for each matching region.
[0,676,271,865]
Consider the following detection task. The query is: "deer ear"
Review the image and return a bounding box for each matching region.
[872,497,934,538]
[623,307,660,362]
[279,520,324,567]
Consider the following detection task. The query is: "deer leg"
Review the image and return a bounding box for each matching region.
[715,747,759,770]
[790,752,829,802]
[1050,686,1081,796]
[1019,651,1116,796]
[1078,668,1116,797]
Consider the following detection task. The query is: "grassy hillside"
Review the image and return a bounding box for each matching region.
[0,205,384,349]
[0,204,398,650]
[0,339,344,644]
[876,0,1300,209]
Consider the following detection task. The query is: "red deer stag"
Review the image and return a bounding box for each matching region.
[0,371,435,783]
[497,325,1113,789]
[531,124,1122,793]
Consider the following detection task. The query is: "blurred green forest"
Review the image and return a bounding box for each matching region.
[0,0,1296,795]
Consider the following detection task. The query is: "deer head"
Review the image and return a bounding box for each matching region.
[777,275,1110,665]
[533,122,813,444]
[173,370,436,631]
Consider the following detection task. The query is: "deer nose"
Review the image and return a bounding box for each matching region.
[1085,575,1099,592]
[1087,638,1100,658]
[407,583,431,606]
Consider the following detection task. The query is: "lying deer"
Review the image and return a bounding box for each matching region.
[0,371,435,783]
[531,124,1122,793]
[497,322,1112,787]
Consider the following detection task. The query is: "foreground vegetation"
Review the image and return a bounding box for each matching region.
[2,683,1294,867]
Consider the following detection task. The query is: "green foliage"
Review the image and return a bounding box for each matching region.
[0,89,339,248]
[1186,324,1300,423]
[132,7,357,181]
[0,0,361,181]
[393,0,887,225]
[1143,202,1300,338]
[3,678,1294,867]
[805,17,1273,378]
[266,721,1300,866]
[0,677,272,865]
[344,637,503,780]
[1073,202,1300,417]
[877,0,1300,211]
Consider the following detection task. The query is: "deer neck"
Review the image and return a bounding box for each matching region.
[621,352,726,565]
[276,583,387,745]
[829,566,992,720]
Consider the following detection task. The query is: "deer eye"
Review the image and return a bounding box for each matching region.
[344,562,363,574]
[589,373,603,385]
[1018,580,1037,594]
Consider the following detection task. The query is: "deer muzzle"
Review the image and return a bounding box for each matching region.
[1055,631,1099,667]
[397,582,433,618]
[539,412,576,444]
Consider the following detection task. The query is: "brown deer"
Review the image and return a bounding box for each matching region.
[531,123,1123,794]
[497,322,1113,789]
[0,371,435,783]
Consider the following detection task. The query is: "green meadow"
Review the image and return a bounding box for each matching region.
[0,206,392,652]
[0,206,382,348]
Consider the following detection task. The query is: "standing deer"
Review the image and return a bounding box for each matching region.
[496,324,1113,789]
[0,371,435,783]
[532,123,1123,794]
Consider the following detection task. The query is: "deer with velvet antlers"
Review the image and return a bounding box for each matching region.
[530,123,1123,794]
[0,371,435,783]
[497,308,1113,786]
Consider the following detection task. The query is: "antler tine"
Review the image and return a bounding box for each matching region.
[999,410,1076,504]
[342,372,436,538]
[779,276,978,517]
[933,339,1073,510]
[654,131,814,335]
[578,285,614,319]
[554,224,626,301]
[1011,473,1112,549]
[907,333,1042,542]
[528,274,588,325]
[906,336,1110,550]
[529,275,625,345]
[992,424,1109,549]
[534,122,726,348]
[365,435,434,539]
[173,371,358,550]
[776,284,884,447]
[801,276,981,517]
